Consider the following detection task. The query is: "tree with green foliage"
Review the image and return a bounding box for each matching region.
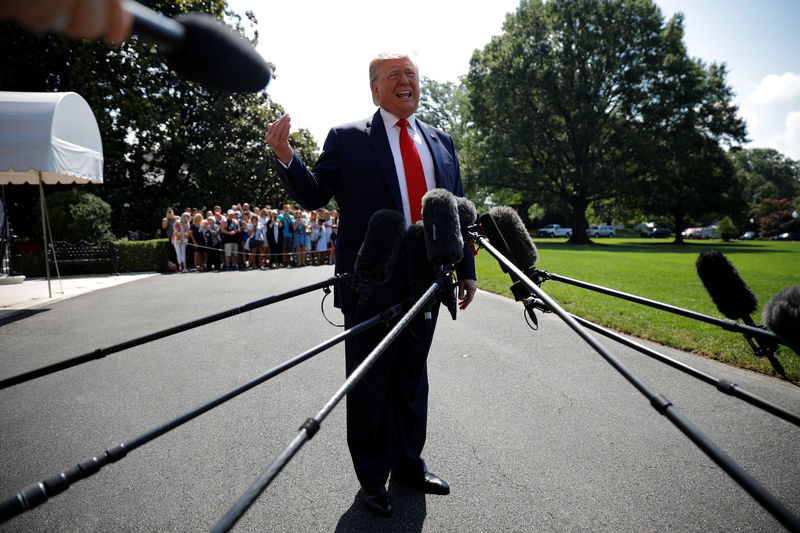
[0,0,318,239]
[468,0,672,241]
[36,189,114,242]
[716,216,736,241]
[755,198,800,237]
[466,0,746,243]
[730,148,800,212]
[416,76,490,206]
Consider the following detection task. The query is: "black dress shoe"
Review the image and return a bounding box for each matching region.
[360,487,392,517]
[394,471,450,495]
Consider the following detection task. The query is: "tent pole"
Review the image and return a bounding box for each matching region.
[1,185,10,277]
[39,177,51,298]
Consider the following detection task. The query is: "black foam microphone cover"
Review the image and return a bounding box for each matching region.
[763,285,800,354]
[490,206,538,269]
[354,209,406,285]
[128,2,271,92]
[456,196,478,240]
[695,250,758,320]
[406,222,438,296]
[422,189,463,266]
[478,213,515,274]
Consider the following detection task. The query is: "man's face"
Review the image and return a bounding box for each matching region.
[371,57,419,119]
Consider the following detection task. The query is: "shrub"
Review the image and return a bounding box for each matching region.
[12,239,172,276]
[717,216,737,241]
[118,239,172,272]
[38,189,115,242]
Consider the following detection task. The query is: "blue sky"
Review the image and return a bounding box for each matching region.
[230,0,800,160]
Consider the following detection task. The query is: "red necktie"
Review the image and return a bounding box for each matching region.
[397,119,427,223]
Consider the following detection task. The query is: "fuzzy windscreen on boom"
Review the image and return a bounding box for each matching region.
[763,285,800,355]
[406,222,438,297]
[456,197,478,239]
[353,209,406,285]
[695,250,758,320]
[489,206,538,270]
[164,14,272,92]
[421,189,463,267]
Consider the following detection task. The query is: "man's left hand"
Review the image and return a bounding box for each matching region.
[458,279,477,310]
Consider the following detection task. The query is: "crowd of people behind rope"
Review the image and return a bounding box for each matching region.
[161,202,338,273]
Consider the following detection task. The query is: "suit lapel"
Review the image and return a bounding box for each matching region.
[416,119,446,188]
[367,110,404,212]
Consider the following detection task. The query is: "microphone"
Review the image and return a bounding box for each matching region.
[696,250,785,376]
[421,189,463,267]
[763,286,800,355]
[489,206,538,273]
[478,211,539,326]
[125,1,271,93]
[478,212,515,274]
[353,209,406,309]
[406,222,438,298]
[456,196,478,256]
[406,220,458,321]
[421,189,462,320]
[405,221,439,328]
[695,250,757,320]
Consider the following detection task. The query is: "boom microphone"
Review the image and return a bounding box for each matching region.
[125,1,271,92]
[696,250,786,376]
[405,221,442,327]
[406,222,437,298]
[478,211,539,326]
[695,250,757,320]
[456,196,477,237]
[353,209,406,309]
[456,196,479,257]
[421,189,463,267]
[490,206,538,271]
[763,286,800,355]
[478,212,515,274]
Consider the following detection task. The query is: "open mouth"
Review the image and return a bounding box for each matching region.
[396,90,413,99]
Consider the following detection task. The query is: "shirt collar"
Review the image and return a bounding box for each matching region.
[379,108,418,132]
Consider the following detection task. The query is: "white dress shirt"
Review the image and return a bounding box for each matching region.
[379,108,436,227]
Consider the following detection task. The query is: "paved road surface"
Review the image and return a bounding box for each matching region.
[1,266,798,532]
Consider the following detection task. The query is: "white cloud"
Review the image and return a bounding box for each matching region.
[748,72,800,105]
[736,105,759,128]
[767,110,800,160]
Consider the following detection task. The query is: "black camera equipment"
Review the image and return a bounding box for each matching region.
[0,274,351,391]
[468,216,800,531]
[0,298,407,524]
[125,1,271,93]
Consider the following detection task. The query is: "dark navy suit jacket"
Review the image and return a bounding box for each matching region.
[275,109,476,316]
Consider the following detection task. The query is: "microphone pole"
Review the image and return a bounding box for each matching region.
[0,274,350,390]
[0,298,405,525]
[535,270,783,346]
[469,228,800,532]
[525,297,800,427]
[211,277,444,533]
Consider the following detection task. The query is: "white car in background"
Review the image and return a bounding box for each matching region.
[587,225,616,237]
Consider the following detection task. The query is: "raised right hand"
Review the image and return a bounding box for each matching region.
[265,114,294,166]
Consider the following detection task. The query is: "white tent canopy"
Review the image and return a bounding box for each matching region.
[0,91,103,185]
[0,91,104,292]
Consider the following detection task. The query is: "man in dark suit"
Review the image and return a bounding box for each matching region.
[266,53,476,516]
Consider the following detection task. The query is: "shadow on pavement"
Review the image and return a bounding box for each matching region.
[0,308,49,327]
[335,485,426,533]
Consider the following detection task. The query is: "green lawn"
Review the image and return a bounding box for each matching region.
[474,238,800,380]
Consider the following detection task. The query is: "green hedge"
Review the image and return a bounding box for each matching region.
[12,239,172,277]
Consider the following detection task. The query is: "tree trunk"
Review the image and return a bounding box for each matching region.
[672,212,686,244]
[567,196,590,244]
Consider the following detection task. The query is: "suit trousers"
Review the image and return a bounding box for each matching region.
[344,304,440,489]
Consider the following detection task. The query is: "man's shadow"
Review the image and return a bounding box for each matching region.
[334,481,427,533]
